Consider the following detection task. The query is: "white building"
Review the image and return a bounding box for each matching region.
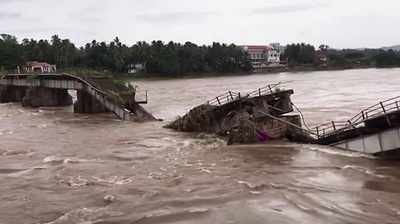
[24,61,57,73]
[270,43,286,56]
[241,44,282,69]
[128,63,146,74]
[266,48,281,64]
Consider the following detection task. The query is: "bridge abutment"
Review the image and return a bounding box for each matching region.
[22,87,73,107]
[74,90,108,114]
[0,74,156,121]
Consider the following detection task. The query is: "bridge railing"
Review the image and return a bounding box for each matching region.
[313,96,400,139]
[206,82,283,107]
[61,73,134,120]
[0,73,139,120]
[247,82,282,98]
[135,90,148,104]
[206,91,241,106]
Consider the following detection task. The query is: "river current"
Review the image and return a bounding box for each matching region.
[1,68,400,223]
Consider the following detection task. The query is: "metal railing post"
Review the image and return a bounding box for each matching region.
[380,102,386,114]
[380,102,392,127]
[229,91,234,100]
[332,121,336,131]
[348,120,355,129]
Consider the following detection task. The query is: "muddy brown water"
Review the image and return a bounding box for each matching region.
[1,68,400,224]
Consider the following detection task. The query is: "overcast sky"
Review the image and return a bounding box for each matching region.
[1,0,399,48]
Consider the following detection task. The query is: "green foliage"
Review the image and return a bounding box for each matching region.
[62,67,112,78]
[326,50,352,67]
[0,34,22,70]
[0,34,251,76]
[112,79,129,90]
[2,33,400,75]
[0,66,6,74]
[78,76,133,105]
[131,41,251,75]
[326,49,399,68]
[374,50,400,67]
[283,43,316,66]
[282,43,400,69]
[104,80,134,106]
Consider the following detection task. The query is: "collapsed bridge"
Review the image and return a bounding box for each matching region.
[166,83,312,144]
[167,83,400,157]
[0,73,156,121]
[312,96,400,156]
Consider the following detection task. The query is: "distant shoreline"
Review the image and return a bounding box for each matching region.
[53,65,400,82]
[128,65,397,81]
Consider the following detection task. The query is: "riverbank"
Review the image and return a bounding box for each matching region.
[57,64,399,82]
[127,65,383,81]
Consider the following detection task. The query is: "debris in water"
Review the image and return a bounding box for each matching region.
[199,168,212,174]
[104,195,116,204]
[165,85,312,145]
[237,180,268,190]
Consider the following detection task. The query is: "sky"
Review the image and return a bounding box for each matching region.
[0,0,399,48]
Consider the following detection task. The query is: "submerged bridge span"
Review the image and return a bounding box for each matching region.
[309,96,400,156]
[205,82,400,156]
[0,73,155,121]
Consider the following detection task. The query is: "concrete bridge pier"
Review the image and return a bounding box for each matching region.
[22,87,73,107]
[74,90,108,114]
[0,86,27,103]
[0,74,157,121]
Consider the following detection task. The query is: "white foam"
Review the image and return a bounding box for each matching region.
[342,165,388,178]
[92,176,134,185]
[43,207,124,224]
[301,144,375,159]
[43,156,103,164]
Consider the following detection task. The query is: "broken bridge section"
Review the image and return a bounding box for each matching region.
[313,96,400,156]
[0,73,156,121]
[166,83,311,144]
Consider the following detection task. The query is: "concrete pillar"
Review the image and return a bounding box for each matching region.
[22,87,73,107]
[250,90,294,118]
[274,92,293,113]
[74,90,108,113]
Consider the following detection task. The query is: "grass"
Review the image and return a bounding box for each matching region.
[60,67,113,79]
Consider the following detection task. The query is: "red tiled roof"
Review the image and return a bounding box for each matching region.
[241,45,272,50]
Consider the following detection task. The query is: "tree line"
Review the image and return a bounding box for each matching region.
[282,43,400,68]
[2,34,400,75]
[0,34,252,75]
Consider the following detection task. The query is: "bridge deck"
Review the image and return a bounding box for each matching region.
[311,96,400,155]
[0,73,147,121]
[206,83,282,107]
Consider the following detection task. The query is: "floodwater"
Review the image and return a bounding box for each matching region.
[1,68,400,224]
